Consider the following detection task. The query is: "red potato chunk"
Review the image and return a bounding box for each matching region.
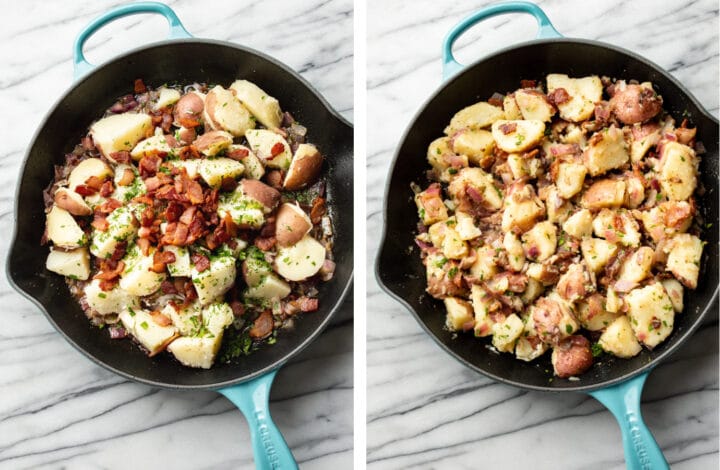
[552,335,594,378]
[610,83,663,125]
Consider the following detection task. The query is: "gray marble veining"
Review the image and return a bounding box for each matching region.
[0,1,352,468]
[367,1,718,468]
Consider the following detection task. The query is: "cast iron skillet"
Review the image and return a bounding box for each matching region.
[376,2,718,469]
[6,3,353,469]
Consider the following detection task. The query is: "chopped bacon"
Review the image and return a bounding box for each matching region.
[74,184,97,196]
[230,300,245,316]
[165,201,184,222]
[550,143,581,157]
[162,221,189,246]
[94,261,125,282]
[487,92,505,108]
[96,198,122,214]
[499,122,517,135]
[249,310,274,339]
[85,175,105,190]
[117,168,135,186]
[179,206,197,225]
[136,237,151,256]
[109,151,132,164]
[547,87,570,106]
[150,310,173,327]
[220,176,238,192]
[520,79,537,89]
[160,279,178,294]
[177,145,201,160]
[138,154,161,178]
[110,242,128,263]
[221,212,239,238]
[91,214,109,231]
[299,297,319,312]
[150,250,175,273]
[310,197,326,224]
[99,180,114,197]
[254,236,276,251]
[191,253,210,272]
[185,213,207,245]
[186,179,204,205]
[227,147,249,161]
[269,142,285,158]
[134,78,147,94]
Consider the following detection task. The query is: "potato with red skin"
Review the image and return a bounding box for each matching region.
[551,335,594,378]
[610,83,663,124]
[581,179,626,210]
[193,130,233,157]
[284,144,323,190]
[275,203,312,247]
[239,179,281,213]
[249,310,274,339]
[173,93,204,128]
[54,187,92,216]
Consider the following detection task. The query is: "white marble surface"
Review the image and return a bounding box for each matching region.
[0,1,352,468]
[367,1,718,468]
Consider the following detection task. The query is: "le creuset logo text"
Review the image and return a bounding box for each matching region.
[626,411,651,469]
[255,410,280,469]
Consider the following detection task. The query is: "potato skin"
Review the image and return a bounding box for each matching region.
[173,93,204,128]
[284,144,323,190]
[239,179,281,212]
[611,84,662,124]
[552,335,593,378]
[54,187,92,216]
[275,203,312,247]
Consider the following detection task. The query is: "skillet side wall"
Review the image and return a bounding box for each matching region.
[378,40,718,391]
[9,41,353,388]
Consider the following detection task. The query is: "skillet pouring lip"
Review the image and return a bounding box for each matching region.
[7,38,354,391]
[375,37,719,393]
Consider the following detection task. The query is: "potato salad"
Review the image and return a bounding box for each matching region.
[43,78,334,369]
[414,74,705,378]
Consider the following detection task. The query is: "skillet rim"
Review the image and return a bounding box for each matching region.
[375,36,719,393]
[7,37,354,390]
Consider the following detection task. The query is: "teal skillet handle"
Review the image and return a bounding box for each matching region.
[73,1,192,80]
[442,1,562,80]
[219,370,298,470]
[589,372,669,470]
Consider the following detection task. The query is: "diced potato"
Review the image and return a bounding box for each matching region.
[154,87,181,110]
[230,145,264,180]
[555,162,586,199]
[583,126,629,176]
[454,211,481,241]
[522,278,545,304]
[592,209,641,247]
[659,141,697,201]
[547,292,580,339]
[427,137,456,182]
[665,233,702,289]
[162,302,202,336]
[630,124,661,162]
[504,232,525,272]
[205,85,256,137]
[507,153,533,180]
[274,235,326,281]
[492,314,524,352]
[469,246,497,281]
[229,79,283,130]
[501,185,545,233]
[563,209,593,239]
[67,158,113,191]
[448,167,503,212]
[245,273,291,300]
[167,335,223,369]
[415,185,449,225]
[445,297,474,331]
[245,129,292,171]
[46,246,90,280]
[522,221,557,262]
[90,113,152,161]
[218,192,265,229]
[546,74,603,122]
[581,238,618,273]
[561,124,587,146]
[445,101,505,135]
[514,89,556,122]
[90,205,138,259]
[197,157,245,189]
[503,94,522,120]
[46,206,86,249]
[575,293,620,331]
[54,187,92,216]
[605,286,622,313]
[625,283,674,348]
[191,256,237,305]
[581,179,626,210]
[491,119,546,153]
[471,284,496,337]
[428,221,468,259]
[545,186,572,224]
[119,246,166,297]
[451,129,495,166]
[203,302,235,336]
[515,313,548,361]
[599,315,642,358]
[165,245,192,277]
[640,201,693,243]
[119,308,178,356]
[661,278,684,313]
[84,279,139,315]
[131,127,172,160]
[616,247,654,287]
[624,174,646,208]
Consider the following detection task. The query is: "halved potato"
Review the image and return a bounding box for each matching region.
[245,129,292,170]
[615,247,654,289]
[491,119,545,153]
[455,211,481,241]
[659,141,697,201]
[665,233,702,289]
[444,101,505,135]
[111,164,146,203]
[599,315,642,358]
[514,89,556,122]
[501,184,545,234]
[238,179,281,213]
[154,87,181,110]
[197,157,245,188]
[274,235,326,281]
[131,127,173,160]
[245,273,291,300]
[191,256,237,305]
[54,187,92,216]
[583,126,629,176]
[193,130,233,157]
[275,203,312,247]
[46,205,86,249]
[625,283,674,349]
[167,335,223,369]
[119,308,178,356]
[119,245,166,297]
[502,94,522,120]
[204,85,256,137]
[67,158,113,190]
[284,143,323,190]
[546,74,603,122]
[203,302,235,335]
[428,221,468,259]
[46,246,90,280]
[89,205,138,259]
[230,80,283,130]
[592,209,641,247]
[448,167,503,212]
[90,113,153,161]
[469,246,498,282]
[84,279,139,315]
[243,257,273,287]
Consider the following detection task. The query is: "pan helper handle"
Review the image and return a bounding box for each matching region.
[219,370,299,470]
[588,372,669,470]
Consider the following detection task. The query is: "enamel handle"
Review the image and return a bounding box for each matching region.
[588,372,669,470]
[441,1,562,80]
[219,370,298,470]
[73,1,192,80]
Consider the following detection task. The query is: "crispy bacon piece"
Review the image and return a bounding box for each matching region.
[269,142,285,158]
[230,300,245,316]
[191,253,210,272]
[177,145,201,160]
[94,261,125,282]
[117,168,135,186]
[249,310,274,339]
[299,297,319,312]
[162,221,189,246]
[109,150,132,164]
[134,78,147,94]
[150,250,176,273]
[254,236,276,251]
[160,279,178,295]
[136,237,151,256]
[220,176,238,192]
[96,198,122,215]
[138,154,161,178]
[520,79,537,89]
[91,214,109,231]
[221,212,239,238]
[547,87,570,106]
[487,92,504,108]
[81,136,95,151]
[150,310,173,327]
[310,197,326,224]
[165,201,184,222]
[99,180,114,198]
[186,179,204,205]
[74,184,97,197]
[499,122,517,135]
[179,206,197,226]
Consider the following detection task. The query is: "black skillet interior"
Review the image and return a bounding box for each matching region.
[8,40,353,389]
[377,39,719,392]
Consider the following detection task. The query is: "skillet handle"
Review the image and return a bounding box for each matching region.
[73,1,192,80]
[218,370,298,470]
[588,372,669,470]
[442,1,562,80]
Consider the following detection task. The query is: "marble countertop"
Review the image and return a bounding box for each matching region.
[367,0,718,468]
[0,1,352,468]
